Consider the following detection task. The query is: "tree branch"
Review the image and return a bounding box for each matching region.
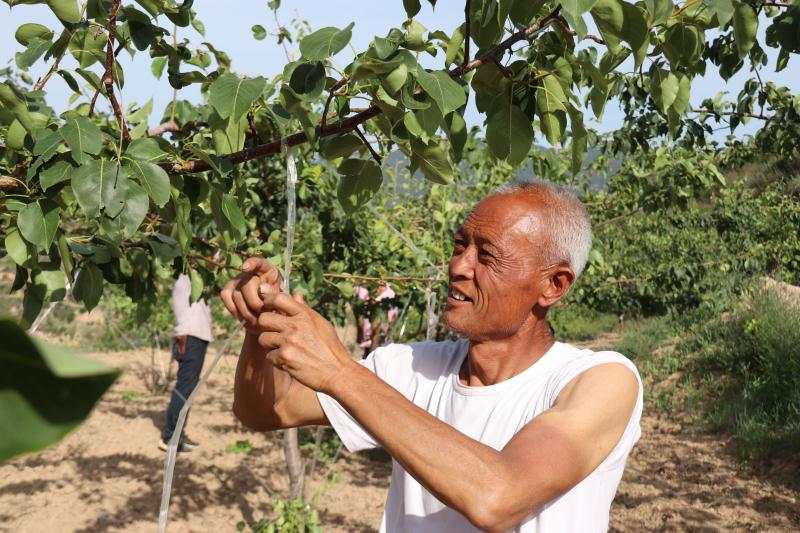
[166,8,562,174]
[90,0,130,143]
[354,125,382,165]
[33,28,72,91]
[553,15,605,44]
[690,107,771,120]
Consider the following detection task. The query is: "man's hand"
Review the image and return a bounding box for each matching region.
[255,291,354,394]
[220,257,282,331]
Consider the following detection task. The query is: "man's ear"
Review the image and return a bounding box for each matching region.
[537,264,575,309]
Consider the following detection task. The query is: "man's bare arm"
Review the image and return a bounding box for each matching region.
[222,258,326,430]
[328,360,638,532]
[232,331,326,430]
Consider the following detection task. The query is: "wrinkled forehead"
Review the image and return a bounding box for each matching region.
[460,194,546,244]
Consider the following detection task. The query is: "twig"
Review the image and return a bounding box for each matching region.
[354,125,382,165]
[33,28,73,91]
[463,0,471,68]
[147,120,208,136]
[321,77,348,132]
[690,107,770,120]
[166,8,561,174]
[553,15,605,44]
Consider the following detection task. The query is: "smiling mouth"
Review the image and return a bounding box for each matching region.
[448,287,472,303]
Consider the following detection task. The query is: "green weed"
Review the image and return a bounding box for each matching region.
[226,439,254,455]
[549,304,618,342]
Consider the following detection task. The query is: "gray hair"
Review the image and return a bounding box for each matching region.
[492,180,593,278]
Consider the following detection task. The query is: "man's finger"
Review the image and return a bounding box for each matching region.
[257,311,291,332]
[257,331,283,350]
[233,290,257,324]
[241,276,264,312]
[262,292,304,316]
[242,257,277,275]
[220,282,239,318]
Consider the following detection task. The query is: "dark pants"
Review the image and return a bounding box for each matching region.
[162,335,208,442]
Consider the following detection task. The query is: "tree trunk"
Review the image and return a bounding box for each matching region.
[426,286,438,340]
[283,428,304,499]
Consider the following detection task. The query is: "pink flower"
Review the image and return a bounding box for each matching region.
[374,283,395,302]
[387,306,399,323]
[355,285,370,301]
[359,318,373,348]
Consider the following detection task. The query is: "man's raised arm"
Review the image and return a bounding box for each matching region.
[221,258,326,431]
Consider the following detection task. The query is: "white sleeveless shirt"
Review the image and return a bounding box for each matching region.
[317,339,643,532]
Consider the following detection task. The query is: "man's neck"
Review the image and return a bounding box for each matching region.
[461,317,554,387]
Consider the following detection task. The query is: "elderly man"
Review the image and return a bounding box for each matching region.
[221,181,642,532]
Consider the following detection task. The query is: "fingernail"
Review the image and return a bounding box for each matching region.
[259,283,269,295]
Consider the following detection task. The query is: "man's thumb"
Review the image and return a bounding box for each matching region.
[292,291,305,304]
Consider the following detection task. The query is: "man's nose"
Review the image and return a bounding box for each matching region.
[449,247,475,280]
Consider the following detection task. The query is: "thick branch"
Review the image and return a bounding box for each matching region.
[167,9,561,174]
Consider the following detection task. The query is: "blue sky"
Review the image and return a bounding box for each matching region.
[2,0,798,140]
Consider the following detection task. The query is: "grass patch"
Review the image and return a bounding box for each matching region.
[226,439,254,455]
[121,390,143,402]
[684,289,800,460]
[550,304,618,342]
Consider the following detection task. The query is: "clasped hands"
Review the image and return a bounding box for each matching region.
[220,257,353,394]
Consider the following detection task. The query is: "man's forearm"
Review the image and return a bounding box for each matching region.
[233,332,292,430]
[328,361,511,528]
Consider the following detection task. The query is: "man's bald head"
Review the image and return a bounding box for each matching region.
[478,180,593,278]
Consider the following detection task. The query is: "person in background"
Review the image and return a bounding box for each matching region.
[159,273,214,452]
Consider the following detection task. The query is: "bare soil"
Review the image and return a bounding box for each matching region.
[1,346,798,532]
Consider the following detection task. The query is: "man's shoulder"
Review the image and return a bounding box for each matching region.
[547,342,642,403]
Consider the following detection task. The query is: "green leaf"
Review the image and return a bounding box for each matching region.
[445,24,465,66]
[651,69,679,114]
[33,129,62,159]
[16,38,51,70]
[151,56,168,79]
[190,268,203,302]
[416,69,466,116]
[382,63,409,95]
[409,138,454,184]
[252,24,267,40]
[73,263,104,311]
[18,200,59,250]
[117,180,149,236]
[663,24,702,67]
[71,159,129,218]
[486,93,533,166]
[591,0,649,68]
[6,119,28,150]
[60,116,103,165]
[444,111,467,163]
[707,0,734,27]
[337,158,383,214]
[5,229,33,267]
[123,159,170,207]
[289,61,326,97]
[124,137,167,163]
[0,319,119,462]
[320,133,365,160]
[644,0,673,26]
[559,0,599,22]
[46,0,81,23]
[671,73,691,114]
[68,28,106,68]
[567,105,587,173]
[403,0,421,18]
[15,23,54,46]
[373,36,400,60]
[40,161,73,191]
[221,194,247,239]
[208,73,267,122]
[299,23,354,61]
[209,112,248,155]
[732,0,757,59]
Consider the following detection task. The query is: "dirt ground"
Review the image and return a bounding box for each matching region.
[1,346,798,532]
